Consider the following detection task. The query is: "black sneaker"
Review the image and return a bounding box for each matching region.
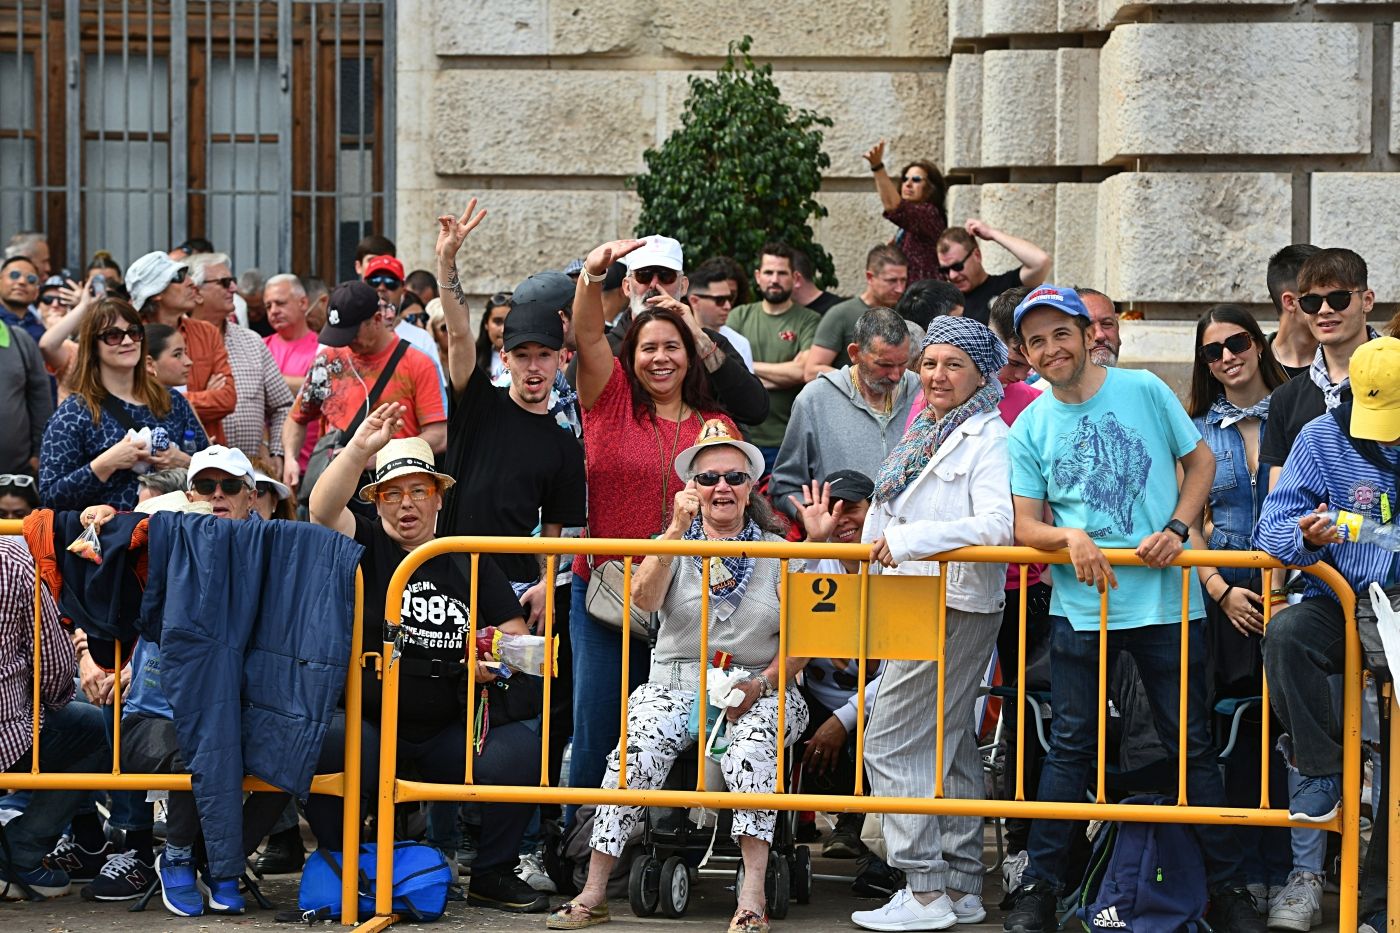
[42,837,113,883]
[1206,886,1267,933]
[255,827,305,875]
[822,828,864,859]
[81,850,156,902]
[467,863,550,913]
[1002,882,1057,933]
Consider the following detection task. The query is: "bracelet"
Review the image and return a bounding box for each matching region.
[869,162,884,173]
[700,341,719,361]
[1215,584,1235,606]
[1202,571,1222,589]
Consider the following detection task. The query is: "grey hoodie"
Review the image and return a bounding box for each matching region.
[770,366,920,519]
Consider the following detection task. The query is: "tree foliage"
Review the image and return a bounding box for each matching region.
[630,37,837,289]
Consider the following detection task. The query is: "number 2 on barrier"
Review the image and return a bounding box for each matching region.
[786,572,944,661]
[811,577,838,612]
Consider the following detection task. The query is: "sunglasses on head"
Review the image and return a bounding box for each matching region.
[938,258,968,274]
[1200,332,1254,364]
[205,276,237,290]
[900,175,927,185]
[692,292,733,307]
[0,474,36,489]
[97,325,144,346]
[694,470,751,487]
[366,273,402,290]
[191,477,249,496]
[1298,289,1359,315]
[6,269,38,285]
[632,267,678,287]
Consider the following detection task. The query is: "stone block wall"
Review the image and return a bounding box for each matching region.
[397,0,1400,367]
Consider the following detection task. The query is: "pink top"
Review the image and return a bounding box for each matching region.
[266,330,322,469]
[905,379,1045,589]
[573,359,739,581]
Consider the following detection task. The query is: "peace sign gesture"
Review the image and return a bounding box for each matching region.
[436,198,488,262]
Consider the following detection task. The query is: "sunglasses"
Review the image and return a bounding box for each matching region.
[39,294,67,306]
[191,477,250,496]
[937,258,968,274]
[691,292,733,307]
[366,274,403,290]
[375,484,435,504]
[205,276,237,290]
[170,267,189,283]
[694,470,751,487]
[632,268,679,287]
[255,482,278,497]
[6,269,38,285]
[900,175,927,185]
[1200,332,1254,363]
[1298,289,1359,315]
[0,474,36,489]
[97,325,145,346]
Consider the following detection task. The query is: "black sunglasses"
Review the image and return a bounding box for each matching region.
[205,276,237,290]
[191,477,249,496]
[97,325,145,346]
[900,175,927,185]
[366,273,402,289]
[1200,332,1253,364]
[632,268,679,287]
[170,267,189,283]
[6,269,38,285]
[691,293,733,307]
[39,294,67,306]
[1298,289,1359,315]
[694,470,751,487]
[938,258,967,274]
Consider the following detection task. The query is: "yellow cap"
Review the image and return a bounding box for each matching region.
[1349,336,1400,442]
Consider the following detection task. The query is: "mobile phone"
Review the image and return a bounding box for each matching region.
[91,274,107,296]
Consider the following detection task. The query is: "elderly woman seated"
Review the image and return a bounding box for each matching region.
[547,421,809,933]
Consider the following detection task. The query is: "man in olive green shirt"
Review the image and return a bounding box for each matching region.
[726,241,821,476]
[804,244,909,380]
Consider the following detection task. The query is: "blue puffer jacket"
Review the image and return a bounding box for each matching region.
[139,512,363,880]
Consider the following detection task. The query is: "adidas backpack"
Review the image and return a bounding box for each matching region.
[299,842,451,922]
[1078,795,1207,933]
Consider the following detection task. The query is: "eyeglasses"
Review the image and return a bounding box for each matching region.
[632,268,679,287]
[691,293,733,307]
[39,294,67,306]
[170,267,189,284]
[96,325,145,346]
[205,276,237,290]
[1199,332,1254,363]
[191,477,250,496]
[366,274,403,290]
[900,175,927,185]
[694,470,751,487]
[937,258,968,274]
[6,269,38,285]
[0,474,36,489]
[1298,289,1359,315]
[375,484,435,504]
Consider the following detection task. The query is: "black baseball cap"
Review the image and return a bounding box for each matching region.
[824,470,875,504]
[503,273,570,351]
[320,280,382,347]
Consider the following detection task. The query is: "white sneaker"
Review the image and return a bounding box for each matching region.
[851,888,958,932]
[949,892,986,924]
[1267,871,1322,931]
[515,851,556,894]
[1002,850,1028,894]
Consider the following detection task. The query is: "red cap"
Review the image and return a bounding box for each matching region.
[362,254,405,282]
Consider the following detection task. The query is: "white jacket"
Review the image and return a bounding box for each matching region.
[861,408,1013,614]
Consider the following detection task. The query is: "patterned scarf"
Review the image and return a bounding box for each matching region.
[1210,394,1271,429]
[1309,326,1381,411]
[684,515,762,622]
[874,380,1002,505]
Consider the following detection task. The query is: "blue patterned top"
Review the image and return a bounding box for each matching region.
[39,390,206,510]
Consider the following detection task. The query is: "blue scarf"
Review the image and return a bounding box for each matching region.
[1209,394,1270,429]
[683,516,762,622]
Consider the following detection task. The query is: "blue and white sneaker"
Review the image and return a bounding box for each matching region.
[0,862,71,899]
[1288,773,1341,822]
[156,852,204,917]
[197,870,246,914]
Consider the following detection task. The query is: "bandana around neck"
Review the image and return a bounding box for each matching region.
[683,515,762,622]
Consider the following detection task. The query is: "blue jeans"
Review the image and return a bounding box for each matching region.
[1023,617,1244,892]
[565,580,648,826]
[2,701,108,868]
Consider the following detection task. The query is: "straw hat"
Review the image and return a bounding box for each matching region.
[672,419,764,482]
[357,437,456,502]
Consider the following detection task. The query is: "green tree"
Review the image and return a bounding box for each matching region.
[630,37,837,288]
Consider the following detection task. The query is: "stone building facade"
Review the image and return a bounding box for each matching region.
[395,0,1399,380]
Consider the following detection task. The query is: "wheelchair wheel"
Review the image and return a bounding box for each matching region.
[659,856,690,918]
[792,845,812,904]
[628,854,661,917]
[767,850,791,919]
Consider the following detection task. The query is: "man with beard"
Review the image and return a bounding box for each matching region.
[806,244,909,379]
[727,241,822,474]
[1078,287,1121,367]
[770,308,918,523]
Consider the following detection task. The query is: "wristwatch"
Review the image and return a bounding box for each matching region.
[579,266,607,287]
[1163,519,1190,542]
[749,672,775,698]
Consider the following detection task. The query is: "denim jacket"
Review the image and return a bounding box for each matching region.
[1194,401,1268,583]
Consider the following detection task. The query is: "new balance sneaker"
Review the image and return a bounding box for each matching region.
[156,852,204,917]
[851,888,958,932]
[949,892,986,924]
[515,851,557,894]
[1266,871,1321,931]
[0,862,71,899]
[467,863,550,913]
[197,871,246,914]
[42,836,113,883]
[81,850,156,901]
[1207,887,1267,933]
[1287,774,1340,823]
[1001,882,1057,933]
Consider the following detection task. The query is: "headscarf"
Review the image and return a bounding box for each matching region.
[874,317,1008,505]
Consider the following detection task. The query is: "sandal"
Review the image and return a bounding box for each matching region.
[728,907,770,933]
[546,901,611,929]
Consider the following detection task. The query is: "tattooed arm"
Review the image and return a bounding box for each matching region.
[436,199,488,395]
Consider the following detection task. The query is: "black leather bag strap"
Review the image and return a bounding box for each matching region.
[342,339,410,440]
[99,394,139,432]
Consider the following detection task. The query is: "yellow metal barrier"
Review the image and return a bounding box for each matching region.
[362,536,1363,932]
[0,519,366,926]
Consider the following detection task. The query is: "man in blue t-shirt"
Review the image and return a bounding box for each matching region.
[1001,287,1262,933]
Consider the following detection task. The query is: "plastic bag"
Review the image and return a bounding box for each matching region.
[66,523,103,565]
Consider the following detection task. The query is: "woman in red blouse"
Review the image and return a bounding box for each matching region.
[567,237,741,806]
[863,139,948,285]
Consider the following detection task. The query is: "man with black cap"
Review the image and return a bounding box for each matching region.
[279,279,446,491]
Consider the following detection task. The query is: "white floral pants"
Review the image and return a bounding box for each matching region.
[589,680,809,856]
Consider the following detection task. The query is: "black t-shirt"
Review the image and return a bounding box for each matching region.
[961,268,1024,325]
[1258,372,1352,471]
[440,366,587,583]
[804,291,845,315]
[354,513,524,742]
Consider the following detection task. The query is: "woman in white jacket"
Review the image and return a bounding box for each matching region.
[852,315,1014,932]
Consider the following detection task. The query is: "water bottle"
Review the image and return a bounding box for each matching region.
[474,626,555,677]
[1328,510,1400,552]
[181,429,199,455]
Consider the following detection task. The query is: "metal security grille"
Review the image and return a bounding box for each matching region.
[0,0,392,284]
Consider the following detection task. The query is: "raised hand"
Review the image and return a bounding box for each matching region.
[583,239,647,278]
[671,479,700,533]
[351,402,406,456]
[789,480,838,542]
[436,198,488,262]
[964,218,992,240]
[862,139,886,168]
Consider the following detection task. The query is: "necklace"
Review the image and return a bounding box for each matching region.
[652,404,691,529]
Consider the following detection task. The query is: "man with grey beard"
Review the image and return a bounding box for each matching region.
[1078,287,1121,367]
[770,308,919,525]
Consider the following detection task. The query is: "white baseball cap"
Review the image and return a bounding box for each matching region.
[624,235,684,272]
[126,251,189,312]
[187,445,256,488]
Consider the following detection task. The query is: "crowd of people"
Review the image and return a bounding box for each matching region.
[0,148,1396,933]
